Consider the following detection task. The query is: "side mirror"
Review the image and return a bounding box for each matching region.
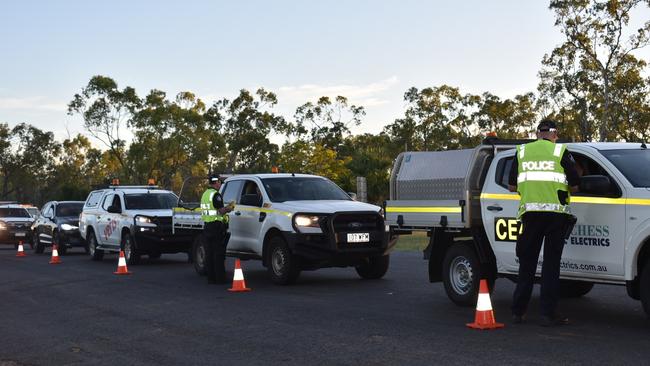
[347,192,357,200]
[107,205,122,214]
[579,175,611,196]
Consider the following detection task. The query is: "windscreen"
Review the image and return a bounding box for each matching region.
[261,177,351,202]
[124,193,178,209]
[56,203,83,217]
[0,208,30,218]
[601,149,650,187]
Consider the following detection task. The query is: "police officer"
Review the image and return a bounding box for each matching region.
[508,119,580,326]
[201,174,234,284]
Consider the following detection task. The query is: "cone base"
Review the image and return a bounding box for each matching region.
[466,322,505,330]
[113,271,132,275]
[228,287,251,292]
[49,261,61,264]
[16,253,26,257]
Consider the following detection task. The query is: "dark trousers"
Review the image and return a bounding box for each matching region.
[512,212,569,317]
[204,221,227,283]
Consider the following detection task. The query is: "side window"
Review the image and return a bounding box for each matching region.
[572,153,622,197]
[495,156,515,189]
[222,180,244,204]
[112,194,122,209]
[102,194,114,211]
[44,204,54,218]
[240,180,263,207]
[86,191,103,207]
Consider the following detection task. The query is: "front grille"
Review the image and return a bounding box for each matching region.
[332,213,382,233]
[7,222,31,230]
[152,217,173,234]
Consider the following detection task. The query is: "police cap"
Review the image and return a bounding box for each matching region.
[208,173,222,184]
[537,119,558,132]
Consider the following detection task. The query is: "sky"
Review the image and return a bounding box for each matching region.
[0,0,643,146]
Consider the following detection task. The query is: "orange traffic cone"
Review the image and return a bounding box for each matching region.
[49,244,61,264]
[114,251,131,275]
[467,279,504,330]
[228,259,251,292]
[16,241,26,257]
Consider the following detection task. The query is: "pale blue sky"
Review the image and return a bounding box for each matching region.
[1,0,641,144]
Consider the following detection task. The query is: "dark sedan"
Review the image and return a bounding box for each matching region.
[32,201,86,255]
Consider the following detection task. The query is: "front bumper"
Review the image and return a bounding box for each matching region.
[0,229,32,244]
[58,230,85,248]
[283,212,390,269]
[133,225,193,254]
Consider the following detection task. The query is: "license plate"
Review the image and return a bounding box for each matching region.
[15,232,26,237]
[347,233,369,243]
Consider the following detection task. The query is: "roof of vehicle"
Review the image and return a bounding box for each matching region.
[568,142,648,151]
[226,173,326,180]
[94,187,176,195]
[48,201,85,204]
[0,204,29,209]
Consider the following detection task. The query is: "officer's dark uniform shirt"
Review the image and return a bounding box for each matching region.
[508,140,580,189]
[212,190,224,211]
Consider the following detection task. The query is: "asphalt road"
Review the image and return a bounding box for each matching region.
[1,245,649,366]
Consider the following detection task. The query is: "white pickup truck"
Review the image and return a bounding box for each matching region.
[79,185,193,264]
[175,173,393,284]
[385,137,650,318]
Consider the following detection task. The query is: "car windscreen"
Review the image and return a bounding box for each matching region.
[124,193,178,209]
[56,203,84,217]
[0,208,30,218]
[601,149,650,187]
[261,177,351,202]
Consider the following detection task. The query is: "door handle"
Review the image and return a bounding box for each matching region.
[234,211,241,216]
[487,205,503,212]
[259,212,266,222]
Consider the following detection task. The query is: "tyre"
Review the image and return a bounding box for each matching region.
[33,232,45,254]
[559,280,594,298]
[355,254,390,279]
[87,231,104,261]
[122,233,140,265]
[267,236,300,285]
[193,235,206,276]
[640,258,650,318]
[442,243,491,307]
[54,231,67,255]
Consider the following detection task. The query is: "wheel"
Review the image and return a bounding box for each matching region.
[193,235,206,276]
[442,243,492,307]
[355,254,390,279]
[122,233,140,265]
[82,238,89,254]
[87,231,104,261]
[54,231,67,255]
[33,232,45,254]
[267,236,300,285]
[640,258,650,318]
[559,280,594,298]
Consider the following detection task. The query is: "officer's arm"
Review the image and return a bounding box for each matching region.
[508,155,518,192]
[562,151,580,193]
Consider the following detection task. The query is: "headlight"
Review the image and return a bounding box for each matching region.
[293,214,326,234]
[0,221,6,230]
[135,215,157,227]
[60,224,78,231]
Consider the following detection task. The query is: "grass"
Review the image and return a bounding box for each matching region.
[394,231,429,252]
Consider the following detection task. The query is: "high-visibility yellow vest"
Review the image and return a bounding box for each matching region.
[516,139,570,217]
[200,188,228,223]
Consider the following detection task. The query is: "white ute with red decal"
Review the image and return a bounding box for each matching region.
[385,137,650,318]
[79,184,193,264]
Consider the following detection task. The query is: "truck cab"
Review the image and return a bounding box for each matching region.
[386,139,650,318]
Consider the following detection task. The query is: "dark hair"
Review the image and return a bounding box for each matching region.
[537,119,558,132]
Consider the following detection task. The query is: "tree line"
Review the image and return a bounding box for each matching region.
[2,0,650,206]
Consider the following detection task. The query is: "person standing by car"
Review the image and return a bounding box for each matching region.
[508,119,580,326]
[200,174,233,284]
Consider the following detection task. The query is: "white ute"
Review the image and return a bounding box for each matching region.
[80,185,193,264]
[386,137,650,318]
[175,173,393,284]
